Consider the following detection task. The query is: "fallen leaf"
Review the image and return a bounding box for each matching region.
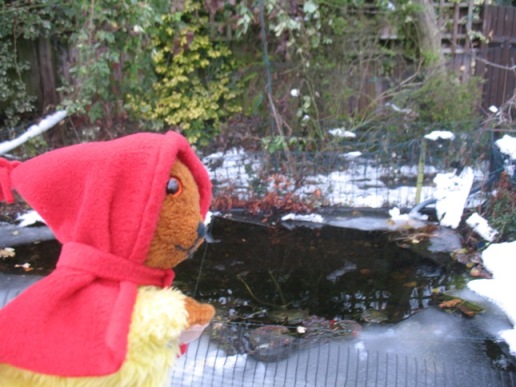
[15,263,33,272]
[457,305,476,317]
[439,299,462,309]
[0,247,15,258]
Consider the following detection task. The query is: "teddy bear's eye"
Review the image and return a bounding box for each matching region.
[166,177,183,196]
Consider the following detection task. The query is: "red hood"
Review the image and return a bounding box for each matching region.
[0,131,212,376]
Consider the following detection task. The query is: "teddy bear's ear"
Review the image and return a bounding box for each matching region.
[145,160,205,269]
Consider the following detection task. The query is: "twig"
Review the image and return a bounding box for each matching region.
[476,56,516,71]
[237,274,279,308]
[268,269,287,307]
[0,110,68,155]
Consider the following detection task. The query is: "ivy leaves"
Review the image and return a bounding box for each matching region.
[131,0,241,146]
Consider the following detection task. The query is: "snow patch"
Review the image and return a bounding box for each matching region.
[465,213,498,242]
[328,128,356,138]
[495,135,516,161]
[433,167,474,229]
[16,210,45,227]
[468,241,516,355]
[281,213,324,223]
[424,131,455,141]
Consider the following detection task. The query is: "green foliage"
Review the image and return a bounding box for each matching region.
[0,40,36,131]
[0,0,488,150]
[394,72,483,131]
[486,173,516,242]
[232,0,436,149]
[58,0,169,129]
[261,135,308,152]
[0,0,59,40]
[130,0,241,146]
[0,0,169,139]
[0,0,52,133]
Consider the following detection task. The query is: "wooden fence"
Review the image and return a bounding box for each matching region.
[14,2,516,122]
[475,5,516,112]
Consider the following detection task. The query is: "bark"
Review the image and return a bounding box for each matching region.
[37,37,59,108]
[412,0,445,71]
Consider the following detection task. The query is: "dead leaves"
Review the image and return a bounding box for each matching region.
[14,262,33,272]
[451,248,492,279]
[439,299,462,309]
[0,247,15,258]
[436,293,484,318]
[0,247,36,272]
[212,174,322,219]
[390,224,439,248]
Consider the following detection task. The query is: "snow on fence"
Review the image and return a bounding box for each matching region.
[204,130,512,211]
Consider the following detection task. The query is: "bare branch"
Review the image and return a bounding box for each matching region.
[0,110,68,155]
[476,56,516,71]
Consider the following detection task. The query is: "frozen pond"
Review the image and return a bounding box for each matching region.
[1,214,515,386]
[171,306,515,386]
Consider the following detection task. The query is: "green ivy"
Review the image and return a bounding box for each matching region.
[59,0,169,128]
[0,0,52,135]
[130,0,241,146]
[486,173,516,242]
[0,40,36,132]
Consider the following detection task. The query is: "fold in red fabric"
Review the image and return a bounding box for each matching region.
[0,158,21,203]
[0,131,212,376]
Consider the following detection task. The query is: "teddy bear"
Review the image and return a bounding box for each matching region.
[0,131,215,386]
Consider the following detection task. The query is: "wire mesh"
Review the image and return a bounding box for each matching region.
[172,326,516,387]
[206,128,513,210]
[1,272,516,386]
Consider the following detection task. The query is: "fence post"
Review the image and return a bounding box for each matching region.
[258,0,275,133]
[415,139,427,204]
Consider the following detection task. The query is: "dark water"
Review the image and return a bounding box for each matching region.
[2,215,515,373]
[0,239,60,274]
[3,215,468,324]
[179,216,468,325]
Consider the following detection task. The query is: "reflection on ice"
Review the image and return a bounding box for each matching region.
[172,306,516,387]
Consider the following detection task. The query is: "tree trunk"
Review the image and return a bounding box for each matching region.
[37,37,59,109]
[412,0,445,71]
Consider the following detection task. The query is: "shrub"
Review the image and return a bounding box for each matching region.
[486,172,516,242]
[398,72,483,131]
[130,0,241,146]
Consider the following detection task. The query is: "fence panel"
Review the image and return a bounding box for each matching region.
[476,5,516,112]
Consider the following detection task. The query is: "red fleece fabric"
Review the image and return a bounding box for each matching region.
[0,131,212,376]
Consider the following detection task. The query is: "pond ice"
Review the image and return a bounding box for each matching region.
[171,304,514,386]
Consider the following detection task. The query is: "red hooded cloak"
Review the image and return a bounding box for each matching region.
[0,131,211,376]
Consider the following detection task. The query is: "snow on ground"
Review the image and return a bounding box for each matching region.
[424,130,456,141]
[16,210,45,227]
[204,149,440,208]
[496,135,516,161]
[468,242,516,356]
[466,135,516,355]
[433,167,474,229]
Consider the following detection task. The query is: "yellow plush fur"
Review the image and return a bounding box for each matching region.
[0,286,189,387]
